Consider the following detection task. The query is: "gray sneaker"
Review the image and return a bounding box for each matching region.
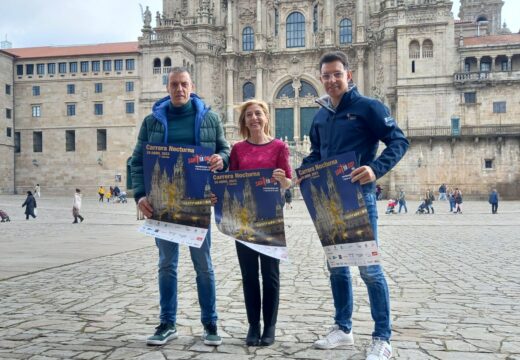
[202,322,222,346]
[146,322,177,346]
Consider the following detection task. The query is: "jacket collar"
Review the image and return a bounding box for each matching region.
[315,85,360,114]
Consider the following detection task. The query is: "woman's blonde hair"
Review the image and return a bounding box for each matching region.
[236,99,272,139]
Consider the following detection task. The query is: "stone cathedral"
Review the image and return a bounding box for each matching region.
[1,0,519,198]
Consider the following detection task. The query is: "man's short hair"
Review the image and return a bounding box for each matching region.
[319,51,349,70]
[168,66,192,77]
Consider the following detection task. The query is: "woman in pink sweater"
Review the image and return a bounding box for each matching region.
[230,99,292,346]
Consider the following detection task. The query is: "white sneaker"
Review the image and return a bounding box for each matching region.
[314,325,354,350]
[366,338,393,360]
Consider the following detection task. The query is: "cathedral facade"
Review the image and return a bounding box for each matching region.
[1,0,519,198]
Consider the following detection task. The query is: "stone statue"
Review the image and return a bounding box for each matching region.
[143,6,152,27]
[156,11,161,26]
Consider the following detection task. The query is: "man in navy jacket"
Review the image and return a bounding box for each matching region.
[303,51,408,360]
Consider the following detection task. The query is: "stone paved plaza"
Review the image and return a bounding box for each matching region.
[0,194,519,360]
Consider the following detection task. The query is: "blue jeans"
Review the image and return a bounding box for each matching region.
[398,200,407,213]
[155,231,217,325]
[328,192,391,340]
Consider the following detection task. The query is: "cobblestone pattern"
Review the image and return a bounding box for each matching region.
[0,195,519,359]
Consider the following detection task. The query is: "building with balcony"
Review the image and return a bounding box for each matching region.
[1,0,519,198]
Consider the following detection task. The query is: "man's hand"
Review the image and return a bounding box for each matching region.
[351,166,376,185]
[138,197,154,218]
[208,154,224,172]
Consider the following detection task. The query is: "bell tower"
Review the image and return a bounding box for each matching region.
[458,0,504,35]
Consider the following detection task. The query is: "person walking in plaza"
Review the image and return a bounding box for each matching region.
[425,189,435,214]
[22,191,37,220]
[448,187,456,212]
[397,188,407,214]
[454,188,463,214]
[489,188,499,214]
[131,67,230,347]
[438,183,447,201]
[284,187,293,210]
[34,183,41,198]
[376,184,383,200]
[72,188,84,223]
[97,186,105,202]
[228,99,292,346]
[301,51,409,360]
[106,188,112,203]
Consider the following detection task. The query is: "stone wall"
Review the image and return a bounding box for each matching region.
[0,52,14,194]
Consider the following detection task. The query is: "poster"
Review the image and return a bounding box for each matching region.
[138,143,212,248]
[211,169,288,261]
[297,152,381,267]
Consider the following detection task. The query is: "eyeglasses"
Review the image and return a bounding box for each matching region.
[320,71,345,81]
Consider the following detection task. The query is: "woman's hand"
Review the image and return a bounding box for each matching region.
[273,168,292,189]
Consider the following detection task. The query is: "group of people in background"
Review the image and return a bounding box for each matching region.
[97,185,125,203]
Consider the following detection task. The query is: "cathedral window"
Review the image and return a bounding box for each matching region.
[286,12,305,48]
[164,57,172,67]
[97,129,107,151]
[464,92,476,104]
[313,4,318,33]
[339,18,352,44]
[422,39,433,58]
[103,60,112,72]
[153,58,161,68]
[114,59,124,71]
[480,61,491,72]
[274,8,279,36]
[409,40,420,59]
[33,131,42,153]
[276,82,295,99]
[243,82,255,101]
[299,80,318,97]
[65,130,76,152]
[493,101,506,113]
[242,26,254,51]
[126,59,135,70]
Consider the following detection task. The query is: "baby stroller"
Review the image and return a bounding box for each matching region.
[117,191,128,203]
[416,201,428,214]
[385,199,397,214]
[0,209,11,222]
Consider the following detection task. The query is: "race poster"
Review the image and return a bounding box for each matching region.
[211,169,288,261]
[138,143,212,248]
[297,152,380,267]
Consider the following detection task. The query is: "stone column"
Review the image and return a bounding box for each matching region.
[507,56,512,71]
[356,0,366,43]
[226,58,235,126]
[255,54,264,99]
[356,48,365,94]
[324,0,334,45]
[490,56,496,72]
[292,79,301,142]
[226,1,234,52]
[255,0,263,50]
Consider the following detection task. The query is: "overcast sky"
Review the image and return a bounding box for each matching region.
[1,0,519,49]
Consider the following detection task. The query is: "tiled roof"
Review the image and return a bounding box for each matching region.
[463,34,520,46]
[5,42,139,59]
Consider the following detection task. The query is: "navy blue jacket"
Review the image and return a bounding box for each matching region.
[302,87,409,192]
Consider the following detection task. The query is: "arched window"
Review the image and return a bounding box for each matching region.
[276,82,295,98]
[274,8,279,36]
[286,12,305,48]
[153,58,161,68]
[299,80,318,97]
[243,82,255,100]
[164,57,172,67]
[409,40,420,59]
[422,39,433,58]
[476,15,488,22]
[339,18,352,44]
[242,26,254,51]
[313,5,318,33]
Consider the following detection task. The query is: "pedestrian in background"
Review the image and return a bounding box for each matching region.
[438,183,447,201]
[397,188,407,213]
[34,183,41,198]
[22,191,37,220]
[284,188,293,210]
[425,189,435,214]
[448,188,456,212]
[72,189,85,223]
[454,188,463,214]
[488,189,499,214]
[97,186,105,202]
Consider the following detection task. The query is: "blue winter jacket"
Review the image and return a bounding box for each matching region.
[131,93,230,201]
[302,86,409,192]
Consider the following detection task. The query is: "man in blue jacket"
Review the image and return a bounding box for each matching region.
[303,51,409,360]
[131,67,230,346]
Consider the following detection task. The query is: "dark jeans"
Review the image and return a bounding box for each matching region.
[491,203,498,214]
[236,241,280,327]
